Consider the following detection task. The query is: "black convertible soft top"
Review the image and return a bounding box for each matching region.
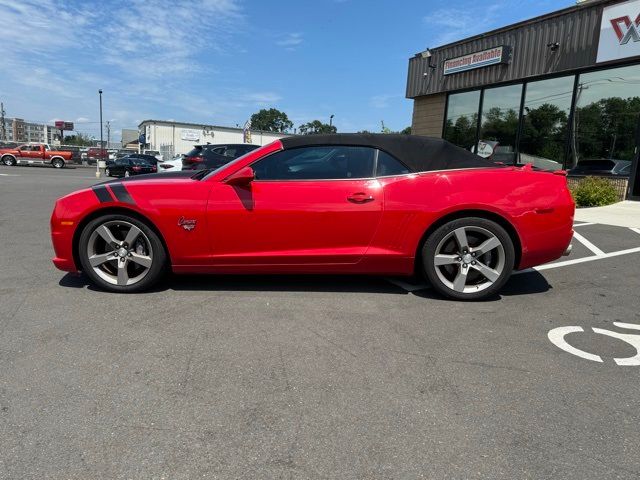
[280,134,494,173]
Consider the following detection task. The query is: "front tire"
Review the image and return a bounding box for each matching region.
[422,217,515,301]
[78,214,167,292]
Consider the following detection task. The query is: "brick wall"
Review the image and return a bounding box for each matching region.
[411,94,446,137]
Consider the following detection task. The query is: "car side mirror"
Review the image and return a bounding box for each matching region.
[225,166,254,186]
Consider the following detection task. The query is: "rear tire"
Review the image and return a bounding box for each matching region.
[2,156,16,166]
[124,170,130,178]
[105,168,111,177]
[52,158,65,169]
[78,214,167,293]
[422,217,515,301]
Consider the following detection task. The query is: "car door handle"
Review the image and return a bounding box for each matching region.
[347,192,374,203]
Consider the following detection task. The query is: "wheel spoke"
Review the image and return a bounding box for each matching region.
[117,260,129,286]
[89,251,117,267]
[434,254,459,266]
[96,225,119,247]
[452,264,469,292]
[124,225,142,246]
[471,261,501,283]
[129,252,152,268]
[472,236,501,256]
[453,227,469,252]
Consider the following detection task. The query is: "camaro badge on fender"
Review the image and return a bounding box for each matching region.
[178,217,197,231]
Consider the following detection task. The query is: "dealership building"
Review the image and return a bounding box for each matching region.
[138,120,289,159]
[407,0,640,200]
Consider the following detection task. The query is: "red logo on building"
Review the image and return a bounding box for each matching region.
[610,14,640,44]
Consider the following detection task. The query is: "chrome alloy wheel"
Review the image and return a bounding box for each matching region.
[86,220,153,286]
[433,226,505,294]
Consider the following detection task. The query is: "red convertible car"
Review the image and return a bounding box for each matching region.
[51,134,574,300]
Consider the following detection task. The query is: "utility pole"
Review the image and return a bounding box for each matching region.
[0,102,5,141]
[97,89,103,178]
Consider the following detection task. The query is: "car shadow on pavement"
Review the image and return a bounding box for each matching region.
[58,273,411,295]
[58,269,551,299]
[412,270,551,302]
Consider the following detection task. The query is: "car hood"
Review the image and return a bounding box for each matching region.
[98,170,196,186]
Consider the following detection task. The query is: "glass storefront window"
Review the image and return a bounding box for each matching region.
[478,84,523,164]
[573,64,640,171]
[519,75,574,171]
[444,91,480,151]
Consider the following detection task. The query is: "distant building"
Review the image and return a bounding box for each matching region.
[138,119,290,159]
[1,117,57,144]
[121,129,138,147]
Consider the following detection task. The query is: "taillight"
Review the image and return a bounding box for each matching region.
[183,156,202,164]
[133,166,141,172]
[152,166,157,171]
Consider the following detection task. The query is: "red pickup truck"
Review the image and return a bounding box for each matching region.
[0,144,73,169]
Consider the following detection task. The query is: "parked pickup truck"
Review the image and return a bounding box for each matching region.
[0,144,73,168]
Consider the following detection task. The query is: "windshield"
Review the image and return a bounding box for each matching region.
[185,146,203,157]
[201,142,279,181]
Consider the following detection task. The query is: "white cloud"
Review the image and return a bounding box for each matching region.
[423,3,504,46]
[276,33,303,49]
[76,117,90,123]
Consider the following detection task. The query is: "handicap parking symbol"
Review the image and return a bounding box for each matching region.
[548,322,640,366]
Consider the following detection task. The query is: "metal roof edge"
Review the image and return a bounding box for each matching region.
[414,0,613,56]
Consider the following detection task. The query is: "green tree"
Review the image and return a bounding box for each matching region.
[401,126,411,135]
[250,108,293,133]
[575,96,640,162]
[63,132,94,146]
[520,103,568,163]
[298,120,337,135]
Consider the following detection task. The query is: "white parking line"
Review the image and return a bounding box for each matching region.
[515,246,640,274]
[573,222,596,227]
[631,227,640,236]
[571,230,605,256]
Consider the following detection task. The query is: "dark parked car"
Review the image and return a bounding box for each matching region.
[568,159,632,176]
[105,158,157,178]
[182,143,259,170]
[126,153,160,165]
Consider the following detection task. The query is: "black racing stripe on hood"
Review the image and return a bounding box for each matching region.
[109,183,135,204]
[92,185,113,203]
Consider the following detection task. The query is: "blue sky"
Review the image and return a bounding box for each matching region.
[0,0,574,140]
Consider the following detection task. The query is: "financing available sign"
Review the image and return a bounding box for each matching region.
[597,0,640,63]
[443,46,511,75]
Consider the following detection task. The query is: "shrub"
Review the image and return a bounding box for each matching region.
[570,176,619,207]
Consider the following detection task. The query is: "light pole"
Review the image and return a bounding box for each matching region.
[329,114,334,129]
[97,89,103,178]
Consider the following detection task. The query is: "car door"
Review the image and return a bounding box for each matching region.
[113,159,127,176]
[206,145,383,267]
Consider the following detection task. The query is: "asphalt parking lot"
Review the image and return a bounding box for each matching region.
[2,166,640,479]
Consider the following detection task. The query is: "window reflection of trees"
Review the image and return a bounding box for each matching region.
[442,66,640,170]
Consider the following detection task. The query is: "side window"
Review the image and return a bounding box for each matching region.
[376,150,410,176]
[212,147,225,155]
[252,146,376,181]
